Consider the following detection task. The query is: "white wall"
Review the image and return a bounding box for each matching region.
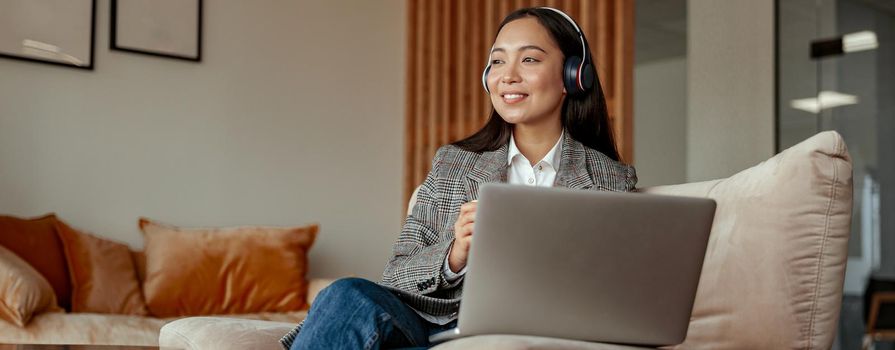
[633,57,687,187]
[0,0,406,280]
[634,0,774,187]
[687,0,776,182]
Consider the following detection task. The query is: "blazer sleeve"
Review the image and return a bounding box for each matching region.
[625,163,638,192]
[380,148,458,295]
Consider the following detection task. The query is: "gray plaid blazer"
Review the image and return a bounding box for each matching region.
[280,135,637,349]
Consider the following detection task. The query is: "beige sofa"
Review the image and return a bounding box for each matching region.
[0,279,335,346]
[161,131,853,349]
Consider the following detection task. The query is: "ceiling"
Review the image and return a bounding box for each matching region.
[635,0,687,64]
[852,0,895,15]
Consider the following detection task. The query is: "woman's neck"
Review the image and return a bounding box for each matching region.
[513,119,563,166]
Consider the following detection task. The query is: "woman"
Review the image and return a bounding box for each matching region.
[282,7,636,350]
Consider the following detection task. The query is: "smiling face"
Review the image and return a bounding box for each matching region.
[486,17,567,128]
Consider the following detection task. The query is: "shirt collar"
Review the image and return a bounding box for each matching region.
[507,130,564,170]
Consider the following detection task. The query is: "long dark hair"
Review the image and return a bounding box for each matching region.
[452,7,621,162]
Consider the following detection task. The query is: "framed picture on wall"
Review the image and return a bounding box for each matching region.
[110,0,202,62]
[0,0,96,70]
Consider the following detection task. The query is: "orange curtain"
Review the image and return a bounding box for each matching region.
[405,0,634,202]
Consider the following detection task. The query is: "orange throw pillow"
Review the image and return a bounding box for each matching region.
[56,220,148,315]
[0,245,63,327]
[139,218,317,317]
[0,214,71,310]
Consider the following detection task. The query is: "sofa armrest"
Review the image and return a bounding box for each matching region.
[157,278,339,350]
[160,317,296,350]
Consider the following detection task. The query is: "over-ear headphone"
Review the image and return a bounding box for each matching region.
[481,7,595,97]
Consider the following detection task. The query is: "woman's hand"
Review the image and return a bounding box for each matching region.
[448,201,477,273]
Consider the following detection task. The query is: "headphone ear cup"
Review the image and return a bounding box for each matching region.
[482,65,492,93]
[579,62,594,92]
[563,56,583,95]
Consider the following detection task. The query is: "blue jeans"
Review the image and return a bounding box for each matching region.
[290,277,458,350]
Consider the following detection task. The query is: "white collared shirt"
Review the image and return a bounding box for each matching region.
[442,132,563,282]
[506,131,563,187]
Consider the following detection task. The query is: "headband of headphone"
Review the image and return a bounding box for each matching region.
[482,7,595,96]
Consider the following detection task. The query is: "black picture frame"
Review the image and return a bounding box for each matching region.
[0,0,96,70]
[110,0,202,62]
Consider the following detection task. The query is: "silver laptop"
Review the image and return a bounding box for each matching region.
[429,183,716,347]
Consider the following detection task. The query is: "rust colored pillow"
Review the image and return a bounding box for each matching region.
[0,245,63,327]
[139,218,317,317]
[56,220,148,315]
[0,214,71,310]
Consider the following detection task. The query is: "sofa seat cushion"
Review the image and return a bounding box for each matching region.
[160,319,651,350]
[0,310,308,347]
[160,317,300,350]
[158,277,653,350]
[432,335,654,350]
[0,311,166,346]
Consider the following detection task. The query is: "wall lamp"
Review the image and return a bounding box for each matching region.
[810,30,878,59]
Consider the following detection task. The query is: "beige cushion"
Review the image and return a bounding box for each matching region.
[643,130,852,349]
[157,278,333,349]
[160,317,298,350]
[0,245,62,327]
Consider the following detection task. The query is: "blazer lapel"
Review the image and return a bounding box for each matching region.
[464,144,508,201]
[555,136,596,190]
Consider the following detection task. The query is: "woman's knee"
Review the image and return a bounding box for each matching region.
[314,277,382,307]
